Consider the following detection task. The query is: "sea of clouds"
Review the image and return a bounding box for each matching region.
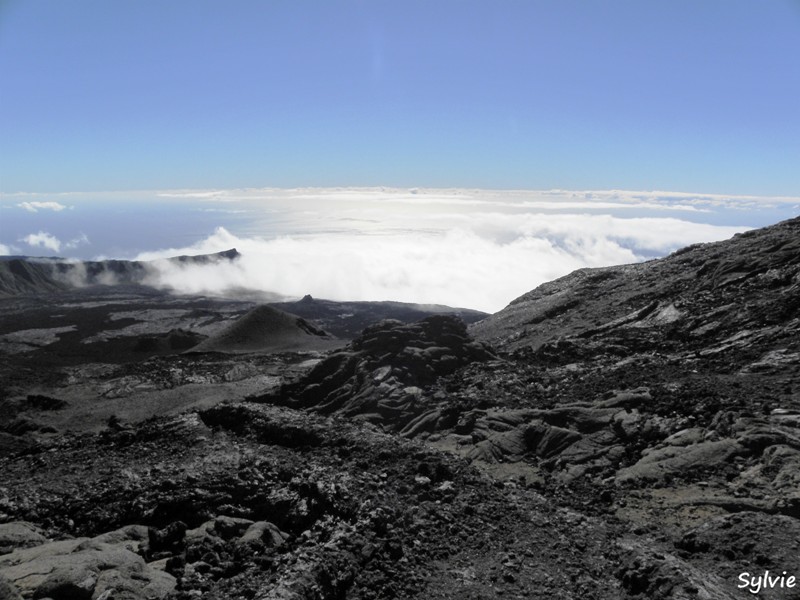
[2,187,798,312]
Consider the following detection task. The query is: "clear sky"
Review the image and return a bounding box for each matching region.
[1,0,799,195]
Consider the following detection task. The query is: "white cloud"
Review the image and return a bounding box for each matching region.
[466,212,744,254]
[135,211,746,313]
[0,243,18,255]
[18,201,68,213]
[4,186,792,312]
[21,231,62,253]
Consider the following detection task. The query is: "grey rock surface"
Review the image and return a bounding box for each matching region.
[1,216,799,598]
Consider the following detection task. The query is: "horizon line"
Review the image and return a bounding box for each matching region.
[1,185,799,203]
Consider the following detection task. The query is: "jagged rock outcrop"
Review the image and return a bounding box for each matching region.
[253,315,495,430]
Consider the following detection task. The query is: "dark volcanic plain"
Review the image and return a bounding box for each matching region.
[1,217,799,599]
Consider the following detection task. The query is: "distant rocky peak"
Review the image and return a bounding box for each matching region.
[171,248,241,264]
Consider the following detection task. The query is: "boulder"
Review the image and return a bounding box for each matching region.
[0,526,175,600]
[236,521,288,550]
[32,567,97,600]
[213,516,254,539]
[0,523,46,555]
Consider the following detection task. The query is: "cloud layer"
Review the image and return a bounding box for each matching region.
[136,213,745,313]
[3,186,796,312]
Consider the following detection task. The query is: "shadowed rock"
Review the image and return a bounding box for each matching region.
[254,315,495,430]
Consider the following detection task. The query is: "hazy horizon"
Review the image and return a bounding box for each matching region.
[2,186,798,312]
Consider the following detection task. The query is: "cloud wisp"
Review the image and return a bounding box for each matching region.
[17,201,69,213]
[65,233,90,250]
[18,232,89,254]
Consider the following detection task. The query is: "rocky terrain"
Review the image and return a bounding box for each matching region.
[0,216,799,599]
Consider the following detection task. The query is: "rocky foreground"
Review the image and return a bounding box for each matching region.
[0,217,799,599]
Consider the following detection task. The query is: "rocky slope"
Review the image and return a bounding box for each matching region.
[470,217,800,354]
[0,216,798,599]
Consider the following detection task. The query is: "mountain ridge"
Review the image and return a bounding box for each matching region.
[0,248,242,297]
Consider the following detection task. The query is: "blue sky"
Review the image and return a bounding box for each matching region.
[1,0,799,194]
